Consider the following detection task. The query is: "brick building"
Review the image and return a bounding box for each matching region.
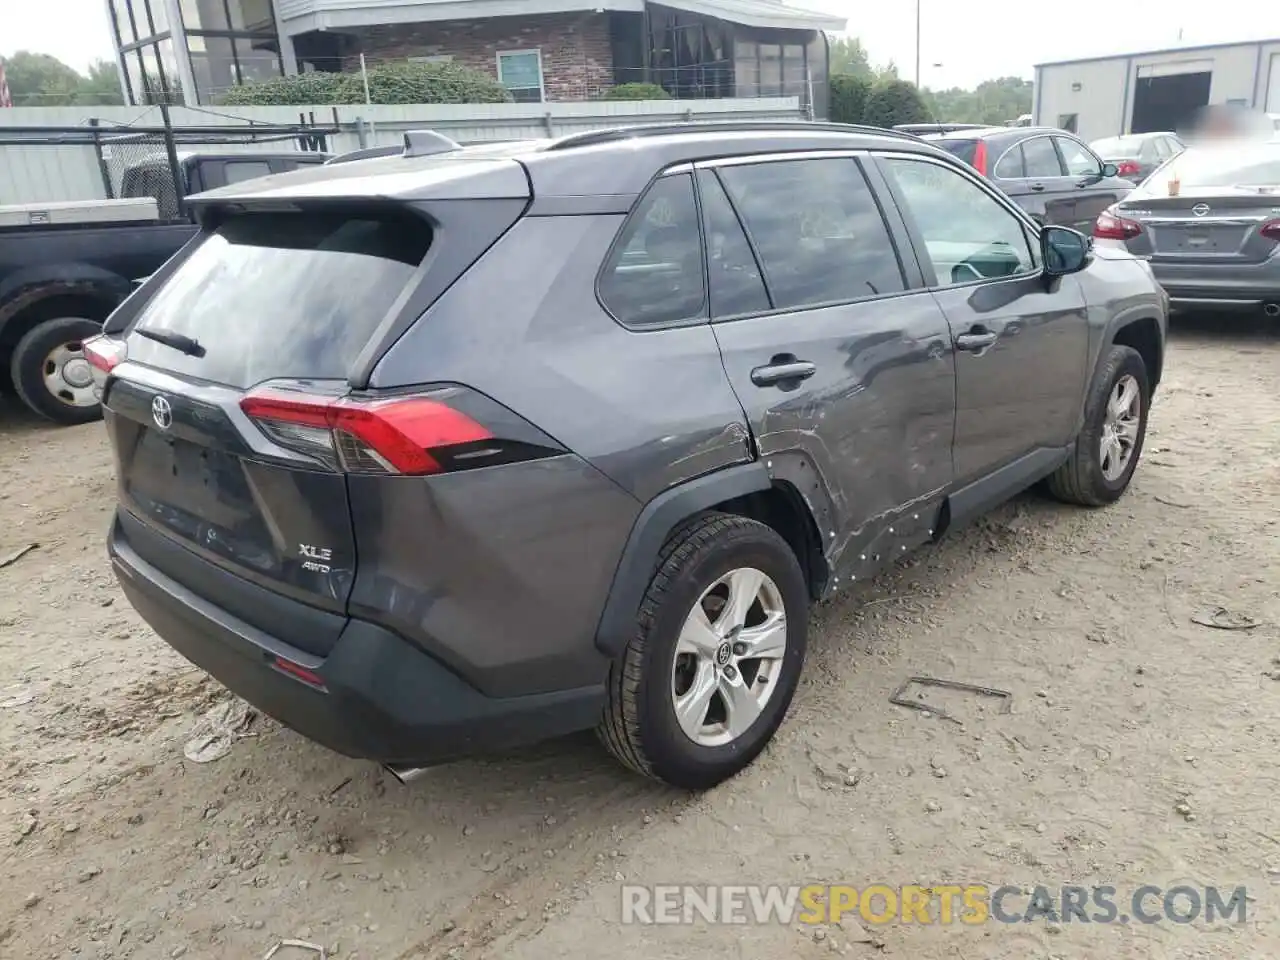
[104,0,844,109]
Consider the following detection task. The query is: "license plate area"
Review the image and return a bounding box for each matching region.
[1156,223,1247,255]
[129,428,260,540]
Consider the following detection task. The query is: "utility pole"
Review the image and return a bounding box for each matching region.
[914,0,922,87]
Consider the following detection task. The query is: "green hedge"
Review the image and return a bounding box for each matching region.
[602,83,672,101]
[829,74,872,125]
[861,79,929,129]
[219,61,512,106]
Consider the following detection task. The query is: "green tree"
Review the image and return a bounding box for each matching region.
[875,60,900,84]
[863,78,929,128]
[921,77,1032,126]
[1,51,126,106]
[79,59,126,105]
[826,36,872,79]
[4,50,84,106]
[829,74,872,124]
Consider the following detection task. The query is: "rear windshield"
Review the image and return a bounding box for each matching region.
[1091,136,1144,155]
[129,209,431,387]
[1131,142,1280,196]
[934,139,979,166]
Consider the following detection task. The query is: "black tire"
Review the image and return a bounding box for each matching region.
[1046,344,1150,506]
[9,317,105,425]
[598,512,809,789]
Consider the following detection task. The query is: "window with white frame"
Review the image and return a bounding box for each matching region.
[496,49,544,103]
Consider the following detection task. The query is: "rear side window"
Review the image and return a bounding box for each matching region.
[993,145,1025,179]
[598,174,706,327]
[717,158,904,309]
[129,209,431,387]
[935,139,978,166]
[1021,137,1064,178]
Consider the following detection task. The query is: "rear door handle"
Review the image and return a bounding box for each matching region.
[750,359,817,387]
[1029,182,1046,192]
[955,331,998,352]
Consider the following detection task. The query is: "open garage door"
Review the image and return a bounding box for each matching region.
[1131,60,1212,133]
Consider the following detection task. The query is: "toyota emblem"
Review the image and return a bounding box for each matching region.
[151,395,173,430]
[1192,203,1210,217]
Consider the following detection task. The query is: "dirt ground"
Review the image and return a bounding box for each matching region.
[1,319,1278,960]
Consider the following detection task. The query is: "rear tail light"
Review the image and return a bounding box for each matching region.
[1115,160,1141,177]
[240,385,561,476]
[972,141,988,176]
[1093,211,1143,240]
[83,334,126,374]
[1260,219,1280,241]
[82,335,127,393]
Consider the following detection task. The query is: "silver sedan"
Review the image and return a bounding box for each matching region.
[1092,140,1280,316]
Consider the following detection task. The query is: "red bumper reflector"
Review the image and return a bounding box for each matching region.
[272,656,327,690]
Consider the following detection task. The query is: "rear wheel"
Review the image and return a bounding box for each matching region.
[1046,344,1149,506]
[598,513,808,789]
[9,317,105,425]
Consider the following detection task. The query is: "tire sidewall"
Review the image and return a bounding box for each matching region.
[10,317,105,425]
[1080,346,1149,501]
[637,526,808,786]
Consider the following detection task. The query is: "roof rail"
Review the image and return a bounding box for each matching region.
[544,120,924,151]
[325,143,403,165]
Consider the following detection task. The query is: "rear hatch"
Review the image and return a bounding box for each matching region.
[96,176,529,656]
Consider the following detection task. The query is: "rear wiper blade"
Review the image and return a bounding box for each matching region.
[136,328,206,358]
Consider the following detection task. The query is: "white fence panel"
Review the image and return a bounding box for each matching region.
[0,98,803,205]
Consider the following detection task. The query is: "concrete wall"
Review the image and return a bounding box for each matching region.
[1035,39,1280,142]
[0,97,803,205]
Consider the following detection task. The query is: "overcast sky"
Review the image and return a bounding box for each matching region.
[4,0,1280,90]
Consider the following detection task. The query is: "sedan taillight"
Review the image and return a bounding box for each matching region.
[1114,160,1142,178]
[1260,219,1280,241]
[1093,211,1143,241]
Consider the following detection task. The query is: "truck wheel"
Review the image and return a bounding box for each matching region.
[598,513,808,789]
[1046,344,1150,506]
[10,317,105,425]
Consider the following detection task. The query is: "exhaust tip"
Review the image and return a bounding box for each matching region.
[383,763,431,785]
[1264,303,1280,317]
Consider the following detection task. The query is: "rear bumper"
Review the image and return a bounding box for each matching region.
[1148,257,1280,311]
[109,515,605,765]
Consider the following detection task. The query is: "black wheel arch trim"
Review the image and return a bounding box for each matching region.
[594,461,772,658]
[1101,307,1164,381]
[1076,304,1165,433]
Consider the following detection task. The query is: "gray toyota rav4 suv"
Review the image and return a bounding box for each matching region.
[88,122,1167,789]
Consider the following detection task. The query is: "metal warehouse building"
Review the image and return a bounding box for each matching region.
[1033,38,1280,142]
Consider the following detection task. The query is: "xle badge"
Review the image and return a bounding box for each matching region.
[299,544,332,574]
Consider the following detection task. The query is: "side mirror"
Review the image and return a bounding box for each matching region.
[1101,162,1119,178]
[1042,225,1090,276]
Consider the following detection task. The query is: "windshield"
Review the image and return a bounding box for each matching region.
[1091,136,1144,155]
[1132,141,1280,196]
